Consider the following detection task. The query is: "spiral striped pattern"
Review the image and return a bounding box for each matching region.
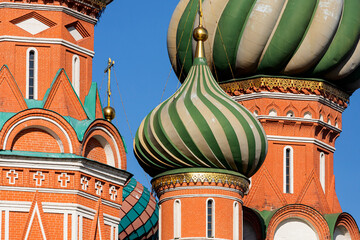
[168,0,360,92]
[134,58,267,177]
[118,178,158,240]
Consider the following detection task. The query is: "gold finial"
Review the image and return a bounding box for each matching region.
[103,58,116,122]
[193,0,208,58]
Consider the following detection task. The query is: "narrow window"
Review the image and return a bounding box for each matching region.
[207,199,215,238]
[174,199,181,238]
[320,152,325,192]
[26,48,38,99]
[233,202,239,240]
[159,205,162,240]
[284,146,293,193]
[72,55,80,96]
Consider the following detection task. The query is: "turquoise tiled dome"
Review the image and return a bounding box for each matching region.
[118,178,158,240]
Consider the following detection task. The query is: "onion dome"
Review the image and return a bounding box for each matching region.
[134,21,267,178]
[119,178,159,240]
[168,0,360,93]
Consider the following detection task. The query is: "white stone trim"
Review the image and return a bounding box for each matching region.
[0,187,121,210]
[5,210,9,240]
[82,126,121,168]
[174,199,181,239]
[232,92,345,113]
[159,194,243,205]
[0,3,97,24]
[206,198,215,238]
[2,116,72,153]
[26,47,38,99]
[320,152,325,193]
[0,36,94,57]
[72,55,80,97]
[79,215,83,240]
[157,185,243,196]
[257,116,341,132]
[233,201,239,240]
[283,146,294,194]
[159,205,162,240]
[0,201,120,225]
[0,154,129,185]
[24,203,47,240]
[72,213,78,240]
[267,135,336,153]
[63,213,68,240]
[0,210,2,240]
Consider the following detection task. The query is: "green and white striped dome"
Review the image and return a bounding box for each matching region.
[168,0,360,92]
[134,57,267,177]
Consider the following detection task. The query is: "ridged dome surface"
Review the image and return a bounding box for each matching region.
[134,57,267,177]
[118,178,159,240]
[168,0,360,92]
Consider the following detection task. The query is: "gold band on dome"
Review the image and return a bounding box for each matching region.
[220,77,350,103]
[151,171,249,194]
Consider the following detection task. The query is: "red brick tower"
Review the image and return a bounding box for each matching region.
[167,0,360,239]
[0,0,132,239]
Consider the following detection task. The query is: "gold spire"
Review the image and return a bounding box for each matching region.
[193,0,208,58]
[103,58,116,122]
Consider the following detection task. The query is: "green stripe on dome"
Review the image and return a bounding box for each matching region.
[213,0,254,80]
[135,56,267,177]
[312,0,360,75]
[258,0,317,73]
[176,0,199,79]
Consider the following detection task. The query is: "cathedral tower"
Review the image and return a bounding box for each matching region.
[167,0,360,239]
[0,0,134,239]
[134,5,268,239]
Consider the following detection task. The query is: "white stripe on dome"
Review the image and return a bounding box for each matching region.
[195,66,235,168]
[175,67,226,168]
[161,93,211,167]
[192,0,230,71]
[148,107,192,167]
[235,0,286,74]
[284,0,343,74]
[168,0,190,73]
[326,38,360,80]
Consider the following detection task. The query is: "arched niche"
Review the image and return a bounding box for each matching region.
[334,225,351,240]
[84,135,115,167]
[274,218,319,240]
[11,126,63,153]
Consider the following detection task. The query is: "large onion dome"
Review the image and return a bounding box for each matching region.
[118,178,158,240]
[134,24,267,177]
[168,0,360,93]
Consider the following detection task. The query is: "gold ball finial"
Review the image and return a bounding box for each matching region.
[103,106,115,121]
[193,26,208,42]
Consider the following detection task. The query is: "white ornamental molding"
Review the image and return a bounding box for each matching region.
[58,173,70,188]
[6,169,18,184]
[33,171,45,186]
[95,181,102,196]
[80,176,89,191]
[109,186,117,201]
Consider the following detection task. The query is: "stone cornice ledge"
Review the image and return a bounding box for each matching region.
[0,36,95,57]
[0,2,97,24]
[0,154,132,186]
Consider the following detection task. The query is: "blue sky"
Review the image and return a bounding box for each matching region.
[92,0,360,225]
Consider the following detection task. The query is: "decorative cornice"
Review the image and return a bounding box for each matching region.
[231,92,345,113]
[0,36,95,57]
[0,2,98,24]
[220,77,349,107]
[151,171,249,197]
[266,135,336,153]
